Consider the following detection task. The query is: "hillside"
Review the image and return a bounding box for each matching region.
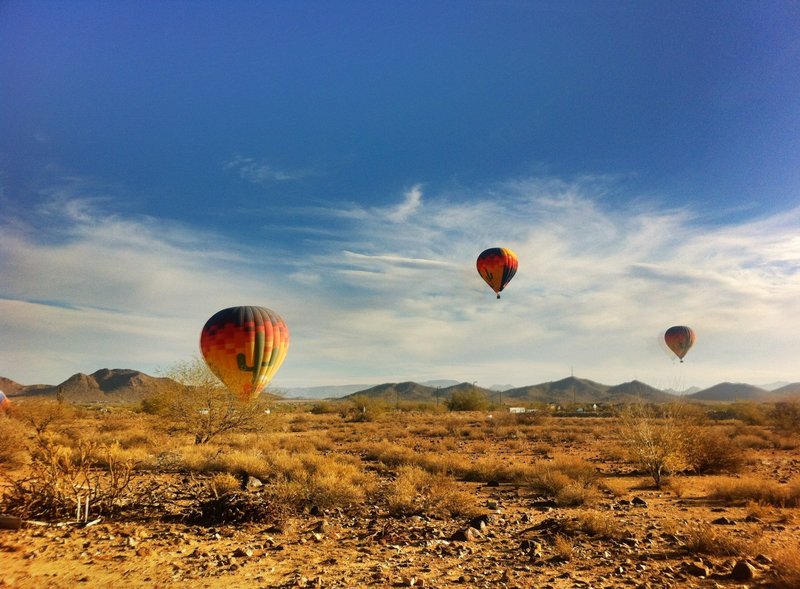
[10,369,175,404]
[605,380,677,403]
[771,382,800,398]
[0,376,26,395]
[689,382,770,402]
[5,368,799,406]
[504,377,608,404]
[343,381,436,402]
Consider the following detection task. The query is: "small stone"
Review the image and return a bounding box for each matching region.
[754,554,772,565]
[711,516,735,525]
[631,497,648,507]
[684,562,709,577]
[232,547,253,558]
[450,527,480,542]
[244,476,263,490]
[730,560,757,581]
[469,514,493,530]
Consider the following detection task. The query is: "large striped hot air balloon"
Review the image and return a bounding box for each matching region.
[476,247,518,299]
[664,325,695,363]
[200,306,290,402]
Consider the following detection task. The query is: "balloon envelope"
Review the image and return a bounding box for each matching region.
[0,390,8,411]
[476,247,518,298]
[664,325,695,362]
[200,306,290,402]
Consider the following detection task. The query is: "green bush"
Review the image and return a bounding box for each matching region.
[446,389,490,411]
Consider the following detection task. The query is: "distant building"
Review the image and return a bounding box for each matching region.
[509,407,526,414]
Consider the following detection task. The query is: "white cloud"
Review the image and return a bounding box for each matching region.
[386,184,423,222]
[224,155,314,183]
[2,175,800,389]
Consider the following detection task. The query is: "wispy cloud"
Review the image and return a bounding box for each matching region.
[386,184,423,222]
[224,155,315,184]
[2,175,800,388]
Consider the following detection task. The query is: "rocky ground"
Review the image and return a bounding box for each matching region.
[2,473,798,589]
[2,411,799,588]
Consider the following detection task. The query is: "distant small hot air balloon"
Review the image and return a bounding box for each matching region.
[664,325,695,363]
[200,306,290,402]
[476,247,518,299]
[0,390,9,412]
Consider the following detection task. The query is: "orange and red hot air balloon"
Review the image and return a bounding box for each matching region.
[200,306,290,402]
[476,247,518,299]
[664,325,695,363]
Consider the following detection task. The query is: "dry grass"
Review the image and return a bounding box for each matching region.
[517,456,600,506]
[576,509,627,540]
[0,417,29,467]
[685,426,747,474]
[772,547,800,589]
[683,523,757,557]
[552,534,574,560]
[384,465,479,518]
[709,476,800,507]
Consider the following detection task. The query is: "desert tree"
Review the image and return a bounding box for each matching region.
[144,357,275,444]
[771,400,800,434]
[446,388,490,412]
[617,402,691,488]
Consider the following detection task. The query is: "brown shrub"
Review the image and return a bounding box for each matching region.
[685,427,746,474]
[385,465,479,518]
[772,547,800,589]
[710,476,800,507]
[576,510,626,540]
[683,523,755,557]
[0,417,29,467]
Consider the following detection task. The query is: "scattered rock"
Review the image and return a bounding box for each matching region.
[244,476,263,490]
[754,554,772,565]
[631,497,648,507]
[683,562,709,577]
[731,560,757,581]
[450,527,480,542]
[711,516,735,525]
[468,514,492,530]
[232,547,253,558]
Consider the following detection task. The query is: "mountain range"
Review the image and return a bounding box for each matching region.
[3,370,799,405]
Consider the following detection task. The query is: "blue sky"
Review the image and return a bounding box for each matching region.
[2,1,799,390]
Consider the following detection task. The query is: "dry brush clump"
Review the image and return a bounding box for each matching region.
[772,547,800,589]
[2,434,139,520]
[682,522,758,557]
[515,456,600,506]
[616,403,692,488]
[575,509,628,540]
[182,473,292,526]
[0,416,29,467]
[709,476,800,507]
[384,465,480,518]
[684,425,748,474]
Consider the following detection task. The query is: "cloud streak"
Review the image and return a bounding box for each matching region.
[224,155,315,184]
[2,175,800,389]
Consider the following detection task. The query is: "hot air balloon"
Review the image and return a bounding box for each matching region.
[200,306,290,402]
[0,390,9,412]
[664,325,695,363]
[476,247,518,299]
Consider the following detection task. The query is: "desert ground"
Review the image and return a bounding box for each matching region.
[2,399,799,588]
